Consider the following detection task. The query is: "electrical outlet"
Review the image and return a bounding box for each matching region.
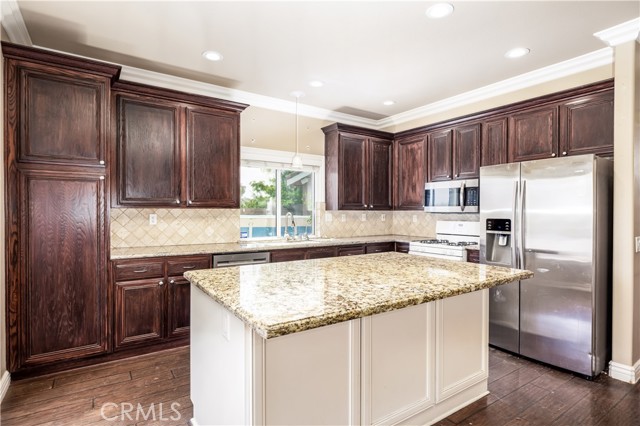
[636,236,640,253]
[341,214,346,222]
[381,214,386,222]
[412,215,417,223]
[325,213,333,222]
[361,213,367,221]
[149,214,157,225]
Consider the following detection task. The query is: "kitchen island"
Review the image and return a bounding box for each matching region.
[185,252,532,426]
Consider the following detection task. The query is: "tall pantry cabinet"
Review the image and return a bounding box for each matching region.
[3,43,120,374]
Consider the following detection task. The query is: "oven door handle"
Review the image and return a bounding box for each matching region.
[459,181,466,211]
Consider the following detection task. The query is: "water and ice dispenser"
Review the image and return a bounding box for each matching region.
[484,219,512,265]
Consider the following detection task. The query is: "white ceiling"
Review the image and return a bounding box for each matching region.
[5,1,640,122]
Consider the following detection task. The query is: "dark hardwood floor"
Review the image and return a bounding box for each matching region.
[1,346,638,425]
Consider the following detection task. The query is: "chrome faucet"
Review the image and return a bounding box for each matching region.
[285,212,297,240]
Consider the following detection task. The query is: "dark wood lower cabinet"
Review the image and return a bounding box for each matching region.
[467,249,480,263]
[115,279,165,348]
[395,242,410,253]
[270,249,308,263]
[365,242,395,254]
[337,245,367,256]
[112,255,211,351]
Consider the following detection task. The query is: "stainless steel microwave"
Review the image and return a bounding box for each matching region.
[424,179,479,213]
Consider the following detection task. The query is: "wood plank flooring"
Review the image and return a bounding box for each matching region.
[1,346,638,425]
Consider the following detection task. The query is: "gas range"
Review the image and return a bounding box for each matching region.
[409,221,480,262]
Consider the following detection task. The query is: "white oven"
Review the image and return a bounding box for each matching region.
[408,221,479,261]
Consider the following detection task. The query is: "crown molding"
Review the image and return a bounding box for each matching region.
[594,17,640,47]
[377,47,613,129]
[0,0,32,45]
[119,66,379,129]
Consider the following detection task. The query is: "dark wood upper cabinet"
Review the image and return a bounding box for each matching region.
[508,105,559,162]
[481,118,508,167]
[394,134,426,210]
[115,94,181,206]
[428,123,480,182]
[559,90,614,157]
[111,81,247,208]
[323,124,393,211]
[453,123,481,179]
[3,43,119,168]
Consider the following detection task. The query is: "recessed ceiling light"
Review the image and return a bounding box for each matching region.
[505,47,530,59]
[202,50,223,61]
[383,100,395,106]
[308,80,324,88]
[426,3,454,19]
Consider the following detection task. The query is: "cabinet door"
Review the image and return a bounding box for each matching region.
[559,90,614,157]
[167,276,191,338]
[186,106,240,207]
[114,279,165,349]
[270,249,308,263]
[509,106,558,162]
[339,134,368,210]
[428,129,453,182]
[453,123,480,179]
[8,60,109,166]
[395,134,426,210]
[115,94,181,206]
[481,118,508,167]
[14,170,108,368]
[368,138,393,210]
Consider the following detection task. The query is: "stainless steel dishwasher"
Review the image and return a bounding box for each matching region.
[212,252,270,267]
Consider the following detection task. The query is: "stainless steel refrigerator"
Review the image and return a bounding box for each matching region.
[480,154,613,377]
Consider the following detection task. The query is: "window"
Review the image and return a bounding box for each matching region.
[240,166,315,239]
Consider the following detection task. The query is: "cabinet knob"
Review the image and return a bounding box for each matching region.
[363,204,367,208]
[562,151,567,156]
[169,279,175,284]
[176,200,180,204]
[551,153,557,157]
[447,175,451,178]
[158,280,164,286]
[99,160,105,165]
[455,173,459,177]
[369,204,373,209]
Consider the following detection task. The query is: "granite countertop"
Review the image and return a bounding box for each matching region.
[110,234,430,260]
[185,252,532,339]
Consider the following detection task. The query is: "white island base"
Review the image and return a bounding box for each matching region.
[191,286,489,426]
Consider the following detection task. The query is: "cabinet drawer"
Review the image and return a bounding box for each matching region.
[338,245,366,256]
[167,256,211,276]
[366,242,395,254]
[114,260,164,281]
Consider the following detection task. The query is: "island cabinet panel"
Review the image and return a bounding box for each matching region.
[18,170,108,367]
[361,304,435,425]
[481,117,508,167]
[559,90,614,157]
[114,94,181,206]
[394,134,427,210]
[111,81,247,208]
[508,105,559,162]
[323,124,393,211]
[186,106,240,207]
[435,290,488,402]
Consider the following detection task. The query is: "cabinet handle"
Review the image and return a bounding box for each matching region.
[132,268,148,273]
[182,265,196,270]
[169,279,175,284]
[158,280,164,286]
[551,153,557,157]
[562,151,567,156]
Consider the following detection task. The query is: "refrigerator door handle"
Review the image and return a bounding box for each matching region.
[512,180,519,268]
[459,181,466,211]
[519,179,526,269]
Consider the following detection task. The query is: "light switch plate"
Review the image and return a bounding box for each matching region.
[635,236,640,253]
[149,214,157,225]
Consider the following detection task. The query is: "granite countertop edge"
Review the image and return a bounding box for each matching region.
[110,234,430,260]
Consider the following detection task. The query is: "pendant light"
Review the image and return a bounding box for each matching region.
[290,91,305,169]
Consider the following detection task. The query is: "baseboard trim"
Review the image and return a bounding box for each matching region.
[608,359,640,384]
[0,371,11,403]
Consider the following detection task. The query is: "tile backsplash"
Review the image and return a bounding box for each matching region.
[110,206,479,248]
